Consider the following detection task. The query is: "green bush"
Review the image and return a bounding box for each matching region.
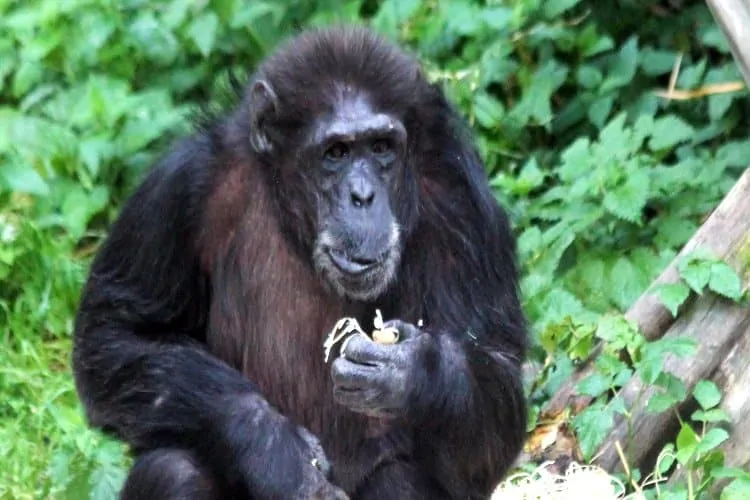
[1,0,748,498]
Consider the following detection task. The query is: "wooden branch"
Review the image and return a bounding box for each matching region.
[541,0,750,419]
[592,168,750,472]
[542,168,750,417]
[707,325,750,495]
[666,322,750,493]
[706,0,750,88]
[711,324,750,470]
[594,296,750,472]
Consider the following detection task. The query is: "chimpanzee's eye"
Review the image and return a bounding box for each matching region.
[324,142,349,160]
[371,139,392,155]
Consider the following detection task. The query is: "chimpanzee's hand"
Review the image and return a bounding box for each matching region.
[290,425,350,500]
[330,320,432,418]
[230,396,349,499]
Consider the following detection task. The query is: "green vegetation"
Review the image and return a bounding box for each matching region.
[1,0,748,498]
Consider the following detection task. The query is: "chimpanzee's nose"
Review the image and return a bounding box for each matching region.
[349,178,375,208]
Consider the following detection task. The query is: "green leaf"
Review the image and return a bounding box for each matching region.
[576,372,611,398]
[0,161,49,195]
[576,65,602,89]
[636,338,696,385]
[163,0,192,27]
[640,48,678,76]
[537,287,587,334]
[722,478,750,499]
[646,392,679,413]
[601,36,638,92]
[713,467,750,481]
[473,92,505,128]
[609,395,628,416]
[701,25,731,53]
[651,282,691,317]
[573,402,614,460]
[539,321,567,355]
[231,2,281,28]
[595,313,640,354]
[596,112,632,162]
[632,114,655,145]
[608,257,644,309]
[570,258,606,298]
[61,185,110,239]
[675,423,699,465]
[558,137,591,182]
[603,169,649,224]
[612,367,633,388]
[516,227,543,260]
[594,351,628,376]
[568,324,595,361]
[655,215,698,249]
[512,157,545,195]
[444,1,484,36]
[78,136,113,179]
[47,451,72,492]
[678,256,712,294]
[695,428,730,456]
[691,408,731,423]
[481,7,513,29]
[716,141,750,168]
[650,337,698,359]
[657,443,677,474]
[709,262,743,301]
[512,60,568,125]
[11,59,43,98]
[705,65,740,120]
[576,24,614,58]
[655,372,688,405]
[187,12,219,57]
[693,380,722,410]
[89,461,126,500]
[587,95,614,129]
[543,0,582,18]
[648,115,695,151]
[128,12,179,64]
[478,40,517,86]
[371,0,421,36]
[678,59,707,88]
[583,36,614,58]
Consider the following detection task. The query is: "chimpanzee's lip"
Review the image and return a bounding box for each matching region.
[327,247,389,276]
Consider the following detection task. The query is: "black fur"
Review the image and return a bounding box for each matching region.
[72,25,527,499]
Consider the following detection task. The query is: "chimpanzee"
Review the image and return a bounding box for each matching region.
[72,25,528,500]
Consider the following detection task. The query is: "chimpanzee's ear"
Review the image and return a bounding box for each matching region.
[413,66,426,83]
[248,79,279,154]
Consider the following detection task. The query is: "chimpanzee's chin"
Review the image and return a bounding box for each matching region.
[313,224,402,302]
[318,249,399,302]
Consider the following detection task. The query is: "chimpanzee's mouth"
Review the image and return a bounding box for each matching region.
[327,247,389,276]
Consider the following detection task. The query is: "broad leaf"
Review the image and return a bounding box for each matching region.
[693,380,722,410]
[648,115,695,151]
[709,261,743,301]
[0,160,49,195]
[187,12,219,57]
[651,282,691,317]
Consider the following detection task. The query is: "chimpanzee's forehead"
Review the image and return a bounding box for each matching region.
[304,89,405,147]
[330,89,375,120]
[325,82,407,120]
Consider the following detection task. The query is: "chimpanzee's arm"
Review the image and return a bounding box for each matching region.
[406,151,528,499]
[405,311,527,499]
[329,136,528,499]
[72,135,340,498]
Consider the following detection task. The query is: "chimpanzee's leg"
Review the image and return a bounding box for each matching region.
[119,448,222,500]
[355,461,448,500]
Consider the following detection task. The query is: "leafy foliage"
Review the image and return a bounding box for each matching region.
[1,0,748,498]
